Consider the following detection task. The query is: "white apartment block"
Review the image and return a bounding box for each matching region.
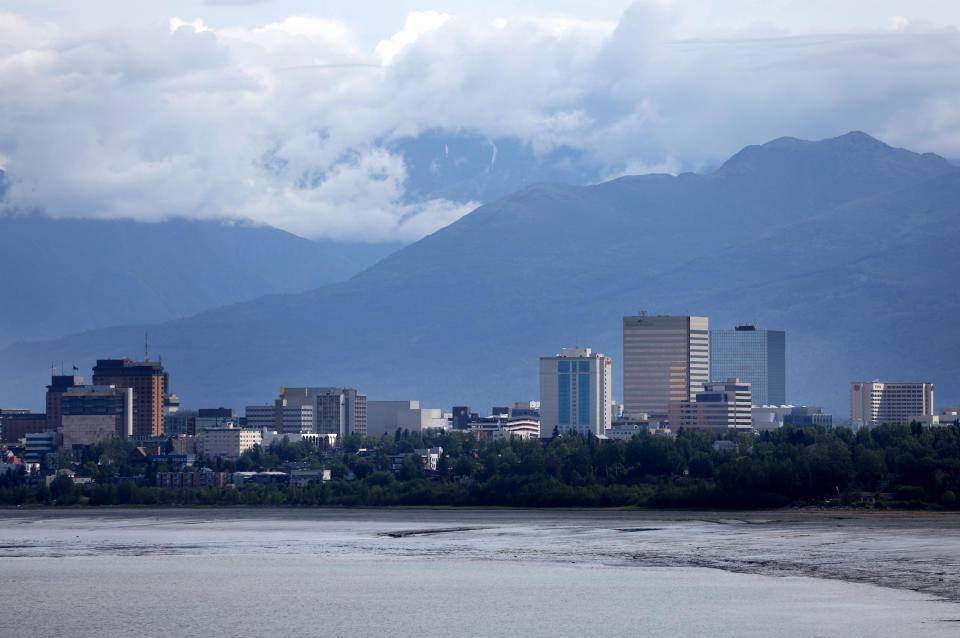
[850,382,934,428]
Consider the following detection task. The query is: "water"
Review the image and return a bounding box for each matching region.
[2,509,959,637]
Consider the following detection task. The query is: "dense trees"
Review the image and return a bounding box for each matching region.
[1,422,958,509]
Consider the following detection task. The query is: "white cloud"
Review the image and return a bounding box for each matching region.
[375,11,452,65]
[0,2,959,243]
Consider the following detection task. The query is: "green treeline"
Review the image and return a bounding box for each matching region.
[2,422,959,509]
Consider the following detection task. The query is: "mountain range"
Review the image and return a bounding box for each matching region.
[0,215,377,347]
[0,131,956,419]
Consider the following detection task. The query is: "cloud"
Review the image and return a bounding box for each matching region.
[0,2,959,242]
[375,11,452,65]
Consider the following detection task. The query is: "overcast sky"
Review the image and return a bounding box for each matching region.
[1,1,958,241]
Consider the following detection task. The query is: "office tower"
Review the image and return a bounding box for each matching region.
[92,359,169,437]
[709,324,786,406]
[277,387,367,438]
[850,382,934,428]
[539,347,612,437]
[622,314,709,417]
[668,378,753,431]
[60,385,133,449]
[45,375,84,431]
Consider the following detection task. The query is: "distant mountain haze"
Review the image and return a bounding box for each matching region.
[0,132,956,419]
[0,216,370,347]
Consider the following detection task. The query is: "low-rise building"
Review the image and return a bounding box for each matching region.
[290,469,332,487]
[155,470,230,489]
[366,400,449,437]
[751,405,833,431]
[468,417,540,441]
[0,411,46,444]
[200,428,262,458]
[24,431,59,464]
[669,379,753,432]
[232,471,289,487]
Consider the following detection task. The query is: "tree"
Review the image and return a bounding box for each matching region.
[399,454,424,481]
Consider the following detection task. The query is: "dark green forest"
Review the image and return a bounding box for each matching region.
[2,423,959,509]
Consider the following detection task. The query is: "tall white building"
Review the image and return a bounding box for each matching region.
[539,347,611,437]
[623,314,709,418]
[850,382,934,428]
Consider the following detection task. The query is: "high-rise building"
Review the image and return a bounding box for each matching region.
[92,359,169,437]
[709,324,786,406]
[622,314,709,417]
[60,385,133,450]
[277,387,367,438]
[668,378,753,431]
[539,347,612,437]
[45,375,84,431]
[850,382,934,428]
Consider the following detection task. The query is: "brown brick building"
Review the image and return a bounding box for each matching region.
[92,359,169,437]
[45,375,84,431]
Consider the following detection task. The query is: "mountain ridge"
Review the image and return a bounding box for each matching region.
[1,131,956,419]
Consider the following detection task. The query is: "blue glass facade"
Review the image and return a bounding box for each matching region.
[578,373,591,424]
[709,328,785,406]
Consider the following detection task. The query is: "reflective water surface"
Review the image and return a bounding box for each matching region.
[2,509,959,637]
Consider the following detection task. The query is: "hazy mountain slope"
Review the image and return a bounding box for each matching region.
[0,132,956,418]
[0,216,364,347]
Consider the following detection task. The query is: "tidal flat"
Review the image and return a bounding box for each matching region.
[2,509,959,637]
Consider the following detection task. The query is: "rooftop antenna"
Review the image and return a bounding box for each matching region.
[638,310,648,317]
[144,332,149,362]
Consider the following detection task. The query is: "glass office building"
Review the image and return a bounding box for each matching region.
[709,325,786,407]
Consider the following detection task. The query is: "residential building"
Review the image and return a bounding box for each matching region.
[278,387,366,437]
[155,470,230,489]
[199,427,262,458]
[850,382,934,429]
[92,359,169,437]
[623,314,709,417]
[45,375,84,431]
[366,400,448,437]
[60,385,133,450]
[388,447,445,473]
[668,378,753,431]
[709,324,786,406]
[0,411,45,444]
[539,347,612,437]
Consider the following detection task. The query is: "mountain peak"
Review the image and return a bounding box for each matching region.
[714,131,952,186]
